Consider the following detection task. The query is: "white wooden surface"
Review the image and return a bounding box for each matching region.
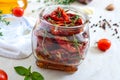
[1,0,120,80]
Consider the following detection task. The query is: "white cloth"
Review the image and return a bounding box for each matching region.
[0,16,34,59]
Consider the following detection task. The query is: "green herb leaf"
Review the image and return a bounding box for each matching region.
[28,66,31,73]
[24,76,31,80]
[32,10,35,13]
[0,15,10,25]
[37,0,40,2]
[0,32,3,36]
[57,12,61,18]
[5,21,10,25]
[56,0,75,4]
[44,0,75,5]
[14,66,30,76]
[32,72,44,80]
[47,17,52,21]
[14,66,44,80]
[73,35,79,48]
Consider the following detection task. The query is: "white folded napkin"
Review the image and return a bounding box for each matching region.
[0,39,31,59]
[0,15,34,59]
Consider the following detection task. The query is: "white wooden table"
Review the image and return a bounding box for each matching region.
[1,0,120,80]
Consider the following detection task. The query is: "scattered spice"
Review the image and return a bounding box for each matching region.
[113,23,119,27]
[109,20,112,22]
[93,30,96,32]
[104,19,112,28]
[112,33,115,36]
[90,25,93,28]
[32,10,35,13]
[99,16,102,18]
[99,21,101,23]
[90,16,120,40]
[117,36,120,39]
[95,24,98,27]
[101,22,106,30]
[114,28,118,34]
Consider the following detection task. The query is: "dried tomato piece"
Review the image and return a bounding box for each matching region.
[43,7,83,28]
[75,18,83,26]
[49,7,70,21]
[50,26,83,36]
[55,36,77,53]
[50,14,64,21]
[67,13,76,17]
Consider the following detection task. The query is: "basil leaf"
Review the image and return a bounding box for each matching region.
[31,71,44,80]
[14,66,44,80]
[24,76,31,80]
[14,66,30,76]
[28,66,31,73]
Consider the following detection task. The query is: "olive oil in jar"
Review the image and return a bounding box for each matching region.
[0,0,27,14]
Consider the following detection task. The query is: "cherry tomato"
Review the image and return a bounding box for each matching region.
[97,38,111,51]
[0,69,8,80]
[12,7,24,17]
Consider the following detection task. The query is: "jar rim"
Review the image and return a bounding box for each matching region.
[39,5,89,29]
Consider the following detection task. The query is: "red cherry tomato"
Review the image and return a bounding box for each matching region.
[97,38,111,51]
[12,7,24,17]
[0,69,8,80]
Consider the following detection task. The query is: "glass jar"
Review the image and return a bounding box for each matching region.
[32,5,90,73]
[0,0,27,14]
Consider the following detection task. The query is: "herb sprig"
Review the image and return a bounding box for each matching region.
[0,16,10,25]
[0,32,3,36]
[14,66,44,80]
[73,35,79,48]
[44,0,75,4]
[0,10,10,25]
[73,35,83,59]
[58,0,75,4]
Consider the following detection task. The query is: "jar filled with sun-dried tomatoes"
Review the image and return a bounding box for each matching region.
[32,5,90,73]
